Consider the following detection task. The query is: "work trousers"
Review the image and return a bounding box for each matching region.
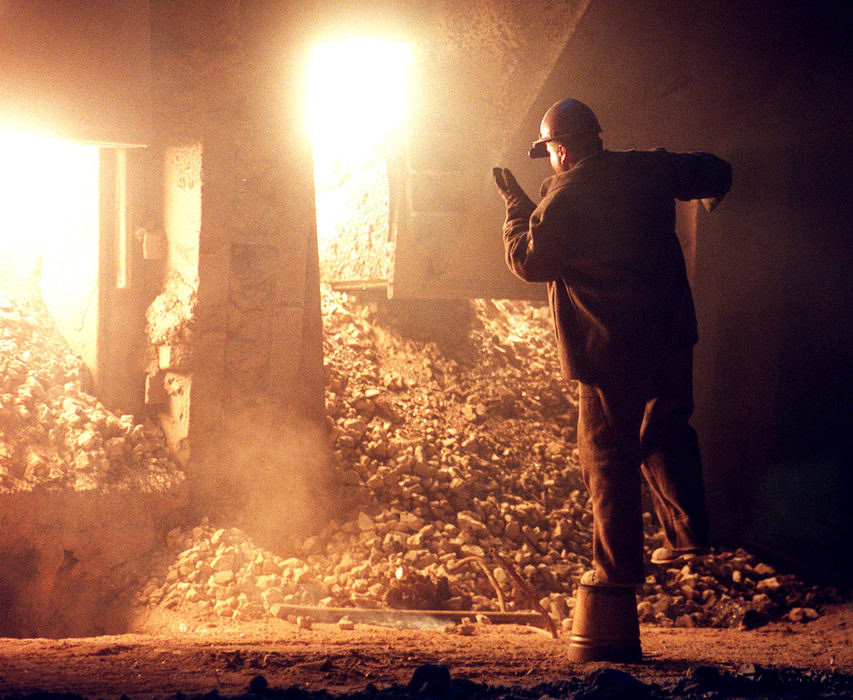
[576,347,710,585]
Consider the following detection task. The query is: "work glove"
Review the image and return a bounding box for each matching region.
[493,167,535,220]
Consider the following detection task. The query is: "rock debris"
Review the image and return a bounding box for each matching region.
[0,285,182,494]
[136,287,839,629]
[0,278,838,630]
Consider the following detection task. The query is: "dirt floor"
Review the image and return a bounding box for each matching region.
[0,604,849,699]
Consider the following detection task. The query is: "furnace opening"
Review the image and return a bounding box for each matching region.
[0,131,103,370]
[307,39,412,289]
[0,130,188,637]
[0,132,99,285]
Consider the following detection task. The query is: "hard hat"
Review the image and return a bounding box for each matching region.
[528,99,601,158]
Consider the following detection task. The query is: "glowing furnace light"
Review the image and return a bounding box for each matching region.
[307,39,413,163]
[307,39,413,282]
[0,130,99,280]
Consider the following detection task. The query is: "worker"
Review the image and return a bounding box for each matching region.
[494,98,732,587]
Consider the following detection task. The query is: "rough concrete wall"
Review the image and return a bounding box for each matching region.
[693,58,853,584]
[147,1,326,535]
[163,144,203,283]
[0,0,151,145]
[221,3,323,417]
[423,0,591,158]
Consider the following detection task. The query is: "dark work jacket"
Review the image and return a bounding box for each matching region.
[503,148,732,384]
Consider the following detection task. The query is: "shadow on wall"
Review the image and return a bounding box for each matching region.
[695,55,853,587]
[0,487,185,638]
[0,544,39,636]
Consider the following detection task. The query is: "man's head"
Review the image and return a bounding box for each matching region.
[529,98,603,172]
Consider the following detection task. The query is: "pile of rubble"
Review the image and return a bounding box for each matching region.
[137,287,838,630]
[0,282,182,493]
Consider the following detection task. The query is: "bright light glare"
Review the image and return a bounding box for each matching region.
[307,39,413,161]
[0,131,99,278]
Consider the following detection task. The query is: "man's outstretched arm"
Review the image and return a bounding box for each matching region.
[667,151,733,211]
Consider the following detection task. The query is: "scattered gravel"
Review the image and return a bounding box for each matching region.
[136,287,840,629]
[0,281,183,493]
[0,276,838,629]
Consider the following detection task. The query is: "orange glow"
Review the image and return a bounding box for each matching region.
[0,131,99,281]
[0,130,101,372]
[307,39,413,165]
[307,40,412,280]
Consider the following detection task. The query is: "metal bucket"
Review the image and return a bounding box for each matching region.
[567,582,642,663]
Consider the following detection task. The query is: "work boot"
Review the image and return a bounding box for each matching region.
[650,546,710,566]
